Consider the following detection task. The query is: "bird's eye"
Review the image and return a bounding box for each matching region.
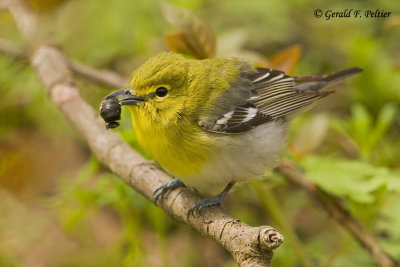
[155,87,168,97]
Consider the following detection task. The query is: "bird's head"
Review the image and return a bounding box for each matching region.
[101,52,190,128]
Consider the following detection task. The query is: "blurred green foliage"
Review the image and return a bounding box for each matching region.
[0,0,399,266]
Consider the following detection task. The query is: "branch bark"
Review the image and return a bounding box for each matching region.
[6,1,283,266]
[276,159,399,267]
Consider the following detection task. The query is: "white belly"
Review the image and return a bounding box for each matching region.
[179,120,288,195]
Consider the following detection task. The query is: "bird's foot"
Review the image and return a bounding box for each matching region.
[188,181,235,216]
[188,194,227,215]
[153,179,185,204]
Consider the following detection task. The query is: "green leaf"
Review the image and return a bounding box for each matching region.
[349,104,372,152]
[301,156,399,204]
[332,103,397,160]
[371,103,397,148]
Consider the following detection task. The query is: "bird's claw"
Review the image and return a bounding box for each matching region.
[188,194,227,217]
[153,179,185,204]
[187,181,235,217]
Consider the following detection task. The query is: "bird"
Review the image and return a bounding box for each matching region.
[100,52,362,212]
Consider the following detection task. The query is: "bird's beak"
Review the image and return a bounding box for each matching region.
[105,87,144,106]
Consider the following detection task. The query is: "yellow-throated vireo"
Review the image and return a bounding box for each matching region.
[100,52,362,212]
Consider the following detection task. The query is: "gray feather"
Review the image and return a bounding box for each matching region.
[199,66,362,134]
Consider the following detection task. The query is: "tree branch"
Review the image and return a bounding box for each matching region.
[276,159,399,267]
[6,1,283,266]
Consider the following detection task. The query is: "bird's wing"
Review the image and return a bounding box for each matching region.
[198,101,273,133]
[249,68,331,119]
[199,67,362,134]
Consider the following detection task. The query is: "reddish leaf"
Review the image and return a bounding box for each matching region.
[27,0,68,12]
[161,2,216,59]
[269,44,302,75]
[165,32,196,57]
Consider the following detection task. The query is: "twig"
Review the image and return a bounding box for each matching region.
[8,0,37,40]
[276,159,399,267]
[0,37,128,88]
[6,1,284,266]
[69,60,128,88]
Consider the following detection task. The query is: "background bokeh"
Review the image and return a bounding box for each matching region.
[0,0,399,266]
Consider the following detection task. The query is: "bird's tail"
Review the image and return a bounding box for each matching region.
[293,67,363,91]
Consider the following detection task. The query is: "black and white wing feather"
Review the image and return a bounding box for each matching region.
[250,68,331,118]
[201,102,272,133]
[199,67,362,134]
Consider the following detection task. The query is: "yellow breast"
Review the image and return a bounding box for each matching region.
[128,107,214,177]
